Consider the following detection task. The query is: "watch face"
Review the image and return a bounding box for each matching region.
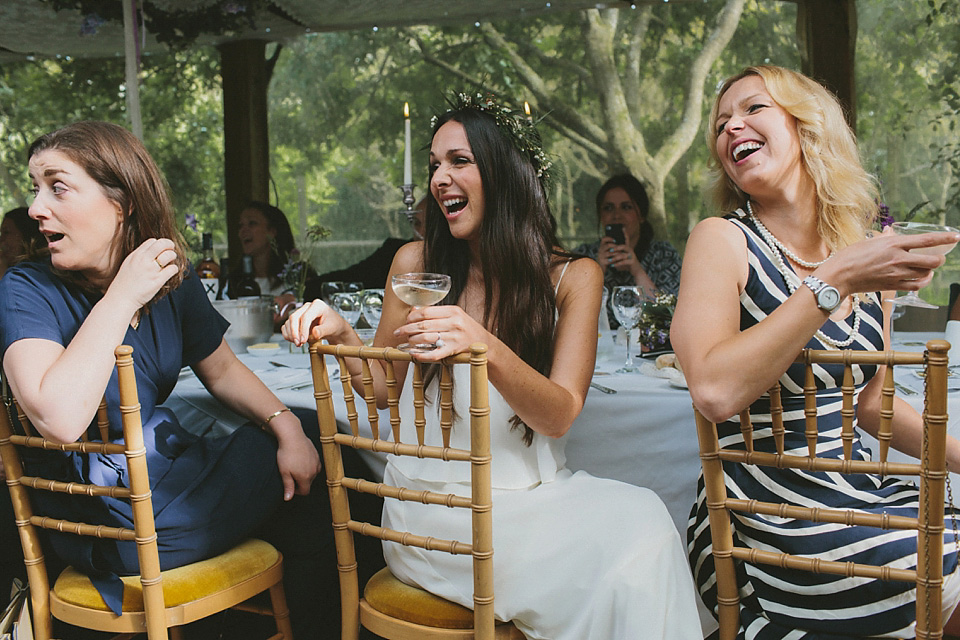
[819,287,841,310]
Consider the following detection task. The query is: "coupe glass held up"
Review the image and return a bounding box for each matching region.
[888,221,959,309]
[391,272,452,352]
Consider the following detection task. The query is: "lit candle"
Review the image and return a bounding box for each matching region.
[524,101,532,124]
[403,102,412,185]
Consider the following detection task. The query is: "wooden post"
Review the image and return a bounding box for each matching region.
[218,40,271,264]
[795,0,857,132]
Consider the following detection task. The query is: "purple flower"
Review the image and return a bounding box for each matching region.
[79,13,105,37]
[185,213,198,231]
[876,199,894,229]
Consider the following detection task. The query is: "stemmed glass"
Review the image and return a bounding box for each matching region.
[391,272,452,352]
[360,288,384,329]
[331,292,362,327]
[320,281,345,305]
[611,286,643,374]
[889,222,959,309]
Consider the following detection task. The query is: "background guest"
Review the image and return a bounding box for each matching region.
[575,173,682,326]
[0,206,45,277]
[236,200,298,296]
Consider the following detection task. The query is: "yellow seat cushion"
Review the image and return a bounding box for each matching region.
[363,567,474,629]
[53,538,280,612]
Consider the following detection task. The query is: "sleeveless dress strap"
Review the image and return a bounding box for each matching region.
[554,259,572,295]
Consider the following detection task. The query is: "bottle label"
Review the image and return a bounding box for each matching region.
[200,277,219,302]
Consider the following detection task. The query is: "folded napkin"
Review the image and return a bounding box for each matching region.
[639,361,686,386]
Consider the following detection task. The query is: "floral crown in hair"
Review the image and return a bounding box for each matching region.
[431,92,553,181]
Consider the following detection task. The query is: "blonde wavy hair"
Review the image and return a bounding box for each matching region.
[706,65,877,250]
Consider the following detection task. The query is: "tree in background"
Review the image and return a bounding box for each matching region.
[0,49,225,258]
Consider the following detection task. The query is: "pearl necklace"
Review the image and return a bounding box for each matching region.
[744,204,862,348]
[746,200,834,268]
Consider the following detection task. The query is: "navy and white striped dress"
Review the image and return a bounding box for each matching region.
[687,210,960,639]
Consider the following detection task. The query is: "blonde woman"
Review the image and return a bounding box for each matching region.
[672,65,960,637]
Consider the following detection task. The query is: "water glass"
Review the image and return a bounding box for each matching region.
[331,292,362,328]
[611,286,643,373]
[360,288,385,328]
[320,281,345,305]
[344,281,365,294]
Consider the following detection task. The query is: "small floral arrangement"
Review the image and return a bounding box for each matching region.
[278,225,331,301]
[637,292,676,352]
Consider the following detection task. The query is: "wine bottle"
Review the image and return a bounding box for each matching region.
[234,255,261,299]
[216,261,230,300]
[196,232,220,302]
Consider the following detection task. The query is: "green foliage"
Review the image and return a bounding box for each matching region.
[0,48,225,261]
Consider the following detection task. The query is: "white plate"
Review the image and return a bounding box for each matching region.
[247,342,282,357]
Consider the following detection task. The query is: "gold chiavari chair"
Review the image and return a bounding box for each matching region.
[310,342,523,640]
[0,345,293,640]
[694,340,951,640]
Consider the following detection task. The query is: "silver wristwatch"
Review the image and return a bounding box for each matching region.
[802,275,842,313]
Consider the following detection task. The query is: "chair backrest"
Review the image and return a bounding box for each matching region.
[694,340,950,640]
[0,345,167,639]
[309,341,493,639]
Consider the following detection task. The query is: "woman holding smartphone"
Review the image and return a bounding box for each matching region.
[575,173,682,326]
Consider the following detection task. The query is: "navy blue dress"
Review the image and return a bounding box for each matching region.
[686,211,960,639]
[0,261,284,613]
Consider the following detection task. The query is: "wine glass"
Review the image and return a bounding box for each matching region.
[889,222,959,309]
[611,286,643,374]
[320,281,345,305]
[360,288,385,328]
[331,292,362,327]
[391,272,452,352]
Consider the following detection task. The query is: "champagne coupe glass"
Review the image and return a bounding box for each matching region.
[360,288,385,329]
[611,286,643,374]
[344,281,364,294]
[331,292,362,327]
[391,272,452,352]
[889,222,959,309]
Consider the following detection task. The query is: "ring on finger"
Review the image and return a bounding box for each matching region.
[155,257,164,269]
[435,337,445,348]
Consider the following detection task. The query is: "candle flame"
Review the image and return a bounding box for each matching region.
[404,102,410,118]
[524,101,531,116]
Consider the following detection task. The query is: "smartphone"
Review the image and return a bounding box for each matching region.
[604,223,626,246]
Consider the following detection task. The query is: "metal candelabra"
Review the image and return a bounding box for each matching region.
[400,183,416,222]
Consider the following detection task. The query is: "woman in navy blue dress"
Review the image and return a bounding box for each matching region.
[0,121,325,634]
[672,65,960,638]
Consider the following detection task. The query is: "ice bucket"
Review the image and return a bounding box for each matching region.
[212,298,274,353]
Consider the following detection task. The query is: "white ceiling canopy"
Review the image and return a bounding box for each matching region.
[0,0,647,62]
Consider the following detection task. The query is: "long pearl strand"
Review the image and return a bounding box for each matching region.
[744,203,861,348]
[746,200,834,268]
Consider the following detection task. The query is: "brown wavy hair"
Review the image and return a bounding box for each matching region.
[28,121,188,305]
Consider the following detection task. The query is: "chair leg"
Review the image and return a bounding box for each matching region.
[169,626,184,640]
[269,582,294,639]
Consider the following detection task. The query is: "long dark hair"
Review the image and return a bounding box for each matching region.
[424,107,567,444]
[596,173,654,259]
[28,121,188,303]
[238,200,296,289]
